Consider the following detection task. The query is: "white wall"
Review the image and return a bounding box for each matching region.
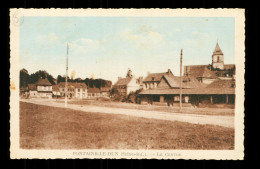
[127,78,140,95]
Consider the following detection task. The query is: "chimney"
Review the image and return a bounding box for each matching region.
[168,69,172,75]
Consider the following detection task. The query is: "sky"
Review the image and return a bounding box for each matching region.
[20,17,235,84]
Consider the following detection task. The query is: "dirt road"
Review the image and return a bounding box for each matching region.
[20,99,234,128]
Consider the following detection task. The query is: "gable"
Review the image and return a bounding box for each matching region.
[157,77,171,88]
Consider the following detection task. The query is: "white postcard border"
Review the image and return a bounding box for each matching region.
[10,9,245,160]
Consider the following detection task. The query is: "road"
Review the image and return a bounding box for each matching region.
[20,99,234,128]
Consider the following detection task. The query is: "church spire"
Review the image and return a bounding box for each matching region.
[213,42,223,55]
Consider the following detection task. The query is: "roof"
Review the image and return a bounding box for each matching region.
[52,85,59,91]
[100,87,111,92]
[213,43,223,55]
[114,77,133,86]
[206,79,235,88]
[36,78,52,86]
[88,88,101,93]
[28,84,37,91]
[186,66,217,79]
[224,64,236,70]
[139,87,235,95]
[160,75,206,89]
[58,82,87,88]
[143,70,174,82]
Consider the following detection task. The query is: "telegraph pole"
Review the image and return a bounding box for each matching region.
[65,43,69,108]
[180,49,183,111]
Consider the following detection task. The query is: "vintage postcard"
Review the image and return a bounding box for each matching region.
[10,9,245,159]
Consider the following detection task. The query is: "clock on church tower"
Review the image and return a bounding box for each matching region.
[212,43,224,70]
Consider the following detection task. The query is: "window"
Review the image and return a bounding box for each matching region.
[152,77,155,81]
[78,89,80,92]
[174,96,180,101]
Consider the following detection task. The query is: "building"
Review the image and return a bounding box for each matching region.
[143,69,174,90]
[27,78,53,99]
[28,84,37,98]
[52,85,61,98]
[139,75,235,107]
[184,43,236,84]
[58,82,88,99]
[139,42,236,107]
[88,88,101,97]
[36,78,53,98]
[113,77,140,96]
[100,87,111,97]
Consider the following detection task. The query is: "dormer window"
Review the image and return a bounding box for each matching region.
[152,77,155,81]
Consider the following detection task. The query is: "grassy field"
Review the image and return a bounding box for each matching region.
[20,102,234,150]
[56,99,234,116]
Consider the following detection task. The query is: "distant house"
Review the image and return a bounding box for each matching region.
[100,87,111,97]
[58,82,88,99]
[88,88,101,97]
[27,78,52,99]
[36,78,53,99]
[113,77,140,96]
[143,69,174,90]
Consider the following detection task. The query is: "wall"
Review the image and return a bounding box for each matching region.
[127,78,140,95]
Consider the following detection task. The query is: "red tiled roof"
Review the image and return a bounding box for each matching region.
[140,87,235,95]
[36,78,52,86]
[88,88,101,93]
[114,77,132,86]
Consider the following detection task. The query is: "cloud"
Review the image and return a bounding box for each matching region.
[119,26,165,49]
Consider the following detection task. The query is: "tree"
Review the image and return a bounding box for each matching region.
[28,70,56,84]
[57,75,64,84]
[20,68,29,88]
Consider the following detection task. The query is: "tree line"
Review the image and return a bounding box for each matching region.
[20,68,112,89]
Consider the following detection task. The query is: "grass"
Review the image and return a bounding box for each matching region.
[56,99,234,116]
[20,102,234,150]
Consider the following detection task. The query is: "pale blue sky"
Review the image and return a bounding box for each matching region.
[20,17,235,83]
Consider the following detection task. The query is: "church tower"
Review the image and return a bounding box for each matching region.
[212,42,224,70]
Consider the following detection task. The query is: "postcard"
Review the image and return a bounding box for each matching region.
[10,9,245,159]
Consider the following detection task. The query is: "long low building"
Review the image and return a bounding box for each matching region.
[139,75,235,106]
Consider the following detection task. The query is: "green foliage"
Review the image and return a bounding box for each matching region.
[20,68,112,89]
[20,69,29,88]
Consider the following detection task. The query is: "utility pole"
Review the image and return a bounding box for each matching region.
[65,43,69,108]
[180,49,183,111]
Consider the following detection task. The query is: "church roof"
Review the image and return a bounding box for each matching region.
[213,43,223,55]
[187,66,217,79]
